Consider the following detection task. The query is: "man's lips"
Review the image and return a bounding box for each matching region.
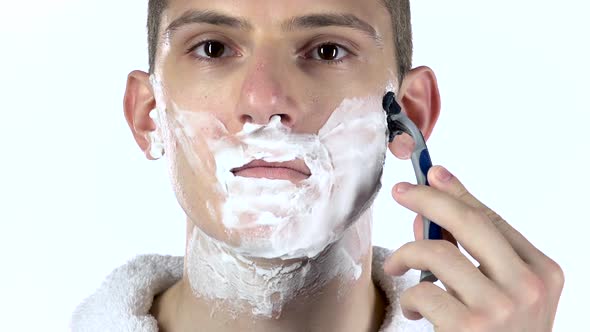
[231,159,311,181]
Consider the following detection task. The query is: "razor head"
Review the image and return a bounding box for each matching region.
[382,91,402,117]
[382,92,405,142]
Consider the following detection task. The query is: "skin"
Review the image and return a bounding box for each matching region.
[123,0,564,331]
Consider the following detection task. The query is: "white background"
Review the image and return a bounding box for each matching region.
[0,0,588,331]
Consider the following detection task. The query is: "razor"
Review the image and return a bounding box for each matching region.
[382,91,444,283]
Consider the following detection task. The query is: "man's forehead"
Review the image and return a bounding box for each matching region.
[161,0,392,36]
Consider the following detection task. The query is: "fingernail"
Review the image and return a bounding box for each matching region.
[395,183,414,193]
[437,166,453,182]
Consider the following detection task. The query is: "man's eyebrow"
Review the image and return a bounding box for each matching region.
[164,10,382,46]
[282,13,383,46]
[165,10,253,36]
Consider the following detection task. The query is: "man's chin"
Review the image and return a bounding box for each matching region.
[221,219,338,260]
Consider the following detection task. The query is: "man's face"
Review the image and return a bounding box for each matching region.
[150,0,398,258]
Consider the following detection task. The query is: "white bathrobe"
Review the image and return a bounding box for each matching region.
[71,246,434,331]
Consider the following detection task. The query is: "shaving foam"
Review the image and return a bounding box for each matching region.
[186,210,372,318]
[149,73,398,318]
[151,89,388,260]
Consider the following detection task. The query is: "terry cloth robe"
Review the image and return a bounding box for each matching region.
[71,246,434,332]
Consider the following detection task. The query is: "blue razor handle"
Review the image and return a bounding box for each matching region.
[383,92,443,283]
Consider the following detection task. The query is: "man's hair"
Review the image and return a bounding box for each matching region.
[147,0,413,81]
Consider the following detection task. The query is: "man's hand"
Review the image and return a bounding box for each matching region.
[383,165,564,332]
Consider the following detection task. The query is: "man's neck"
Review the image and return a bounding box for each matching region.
[150,212,387,332]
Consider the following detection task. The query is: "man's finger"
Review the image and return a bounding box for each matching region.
[392,182,528,294]
[413,214,457,246]
[400,281,470,331]
[427,166,565,291]
[384,240,505,312]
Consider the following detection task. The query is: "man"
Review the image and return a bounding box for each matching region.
[71,0,564,331]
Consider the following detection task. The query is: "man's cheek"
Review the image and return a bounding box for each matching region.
[156,108,228,234]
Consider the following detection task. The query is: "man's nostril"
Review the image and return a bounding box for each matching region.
[238,113,294,126]
[275,114,293,126]
[240,114,254,124]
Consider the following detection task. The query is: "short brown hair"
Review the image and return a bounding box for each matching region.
[147,0,413,82]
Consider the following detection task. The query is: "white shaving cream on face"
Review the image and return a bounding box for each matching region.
[150,75,392,317]
[186,211,373,318]
[153,94,388,260]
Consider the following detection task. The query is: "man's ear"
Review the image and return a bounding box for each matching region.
[123,70,158,160]
[388,66,441,160]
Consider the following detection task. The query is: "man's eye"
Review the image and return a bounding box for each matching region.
[191,40,235,59]
[309,43,349,62]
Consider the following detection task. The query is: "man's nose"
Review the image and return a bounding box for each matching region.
[236,58,299,127]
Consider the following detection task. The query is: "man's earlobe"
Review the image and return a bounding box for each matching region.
[388,66,441,159]
[123,70,158,160]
